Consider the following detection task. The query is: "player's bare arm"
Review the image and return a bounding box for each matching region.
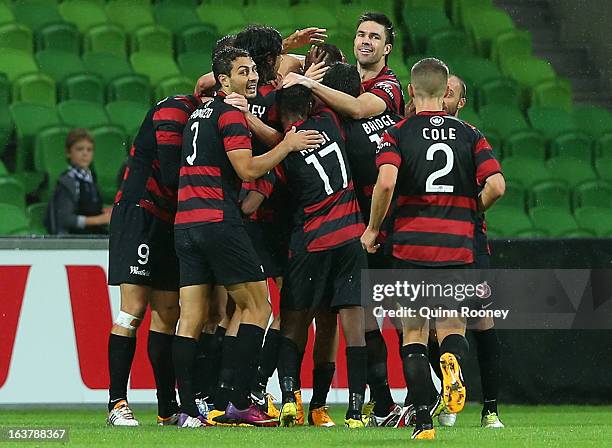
[283,72,387,119]
[241,190,266,216]
[224,93,285,147]
[227,126,323,181]
[361,164,398,253]
[478,173,505,212]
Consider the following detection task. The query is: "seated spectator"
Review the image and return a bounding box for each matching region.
[45,129,111,235]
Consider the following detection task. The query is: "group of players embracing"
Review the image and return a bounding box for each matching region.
[104,10,506,440]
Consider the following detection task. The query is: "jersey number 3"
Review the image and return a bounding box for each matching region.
[305,142,348,196]
[186,121,199,165]
[426,143,454,193]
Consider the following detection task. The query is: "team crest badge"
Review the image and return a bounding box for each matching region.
[430,116,444,127]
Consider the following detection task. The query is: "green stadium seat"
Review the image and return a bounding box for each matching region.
[291,4,338,34]
[27,202,48,234]
[13,1,63,31]
[334,3,370,33]
[155,76,193,100]
[457,106,482,129]
[596,133,612,159]
[90,125,127,203]
[550,132,593,161]
[130,25,173,55]
[35,22,80,54]
[573,206,612,236]
[560,228,597,238]
[447,56,501,89]
[528,206,578,237]
[244,7,294,38]
[153,2,201,34]
[106,0,154,34]
[0,176,26,210]
[572,180,612,209]
[531,80,572,111]
[178,51,211,83]
[83,52,133,83]
[0,105,12,157]
[426,29,473,61]
[501,157,552,189]
[36,49,86,81]
[528,180,570,209]
[465,8,514,58]
[404,8,451,54]
[498,180,526,210]
[34,125,71,196]
[0,159,7,176]
[528,106,578,140]
[479,104,530,140]
[491,30,532,71]
[504,56,556,90]
[10,102,61,171]
[0,49,38,82]
[451,0,493,26]
[83,24,127,57]
[503,130,546,160]
[107,73,151,105]
[547,157,597,189]
[176,24,219,55]
[571,106,612,139]
[404,0,446,14]
[486,205,533,237]
[60,73,105,103]
[105,100,149,138]
[477,77,521,109]
[57,100,110,128]
[59,0,108,33]
[130,51,181,86]
[0,204,30,235]
[0,2,16,25]
[514,228,549,238]
[0,23,33,52]
[595,157,612,183]
[0,73,9,105]
[202,0,244,6]
[196,4,245,35]
[12,72,56,105]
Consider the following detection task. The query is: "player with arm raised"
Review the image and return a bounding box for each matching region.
[171,47,323,428]
[361,58,504,440]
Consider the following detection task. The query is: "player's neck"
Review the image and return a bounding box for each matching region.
[281,113,307,129]
[413,97,444,114]
[358,59,386,82]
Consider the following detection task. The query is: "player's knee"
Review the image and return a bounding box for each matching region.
[113,310,143,333]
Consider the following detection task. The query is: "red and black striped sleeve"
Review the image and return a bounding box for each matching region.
[376,124,402,169]
[218,109,252,152]
[368,79,403,115]
[154,97,193,188]
[471,127,502,186]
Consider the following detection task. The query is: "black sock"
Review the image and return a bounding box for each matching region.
[204,326,225,402]
[147,331,177,417]
[365,330,394,416]
[400,344,432,426]
[427,337,442,403]
[439,334,469,362]
[252,328,282,394]
[345,346,368,420]
[310,362,335,409]
[296,349,305,390]
[108,333,136,411]
[231,324,265,410]
[474,328,501,416]
[172,335,199,417]
[277,336,299,402]
[214,335,236,410]
[194,332,214,399]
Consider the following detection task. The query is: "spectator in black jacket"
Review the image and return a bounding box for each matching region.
[45,129,111,235]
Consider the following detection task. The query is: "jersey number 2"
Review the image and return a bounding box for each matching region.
[186,122,199,165]
[305,142,348,196]
[425,143,454,193]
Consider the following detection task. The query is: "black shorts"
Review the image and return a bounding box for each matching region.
[367,251,391,269]
[108,201,179,291]
[174,222,266,287]
[474,252,490,269]
[245,220,288,279]
[281,241,367,311]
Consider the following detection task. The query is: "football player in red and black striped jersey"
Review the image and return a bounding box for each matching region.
[270,85,368,429]
[171,47,324,428]
[362,58,505,439]
[107,91,200,426]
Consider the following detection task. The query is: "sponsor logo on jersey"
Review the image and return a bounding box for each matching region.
[130,266,151,277]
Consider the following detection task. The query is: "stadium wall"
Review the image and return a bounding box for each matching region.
[0,238,611,405]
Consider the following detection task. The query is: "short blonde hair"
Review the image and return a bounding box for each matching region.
[410,58,449,99]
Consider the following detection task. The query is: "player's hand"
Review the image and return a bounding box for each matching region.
[304,60,328,82]
[224,93,249,113]
[283,27,327,52]
[284,126,325,152]
[282,72,315,89]
[361,227,380,253]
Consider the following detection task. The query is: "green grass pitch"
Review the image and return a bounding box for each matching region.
[1,404,612,447]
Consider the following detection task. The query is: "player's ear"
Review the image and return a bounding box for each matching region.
[458,97,466,111]
[383,43,392,57]
[218,73,230,89]
[408,83,414,99]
